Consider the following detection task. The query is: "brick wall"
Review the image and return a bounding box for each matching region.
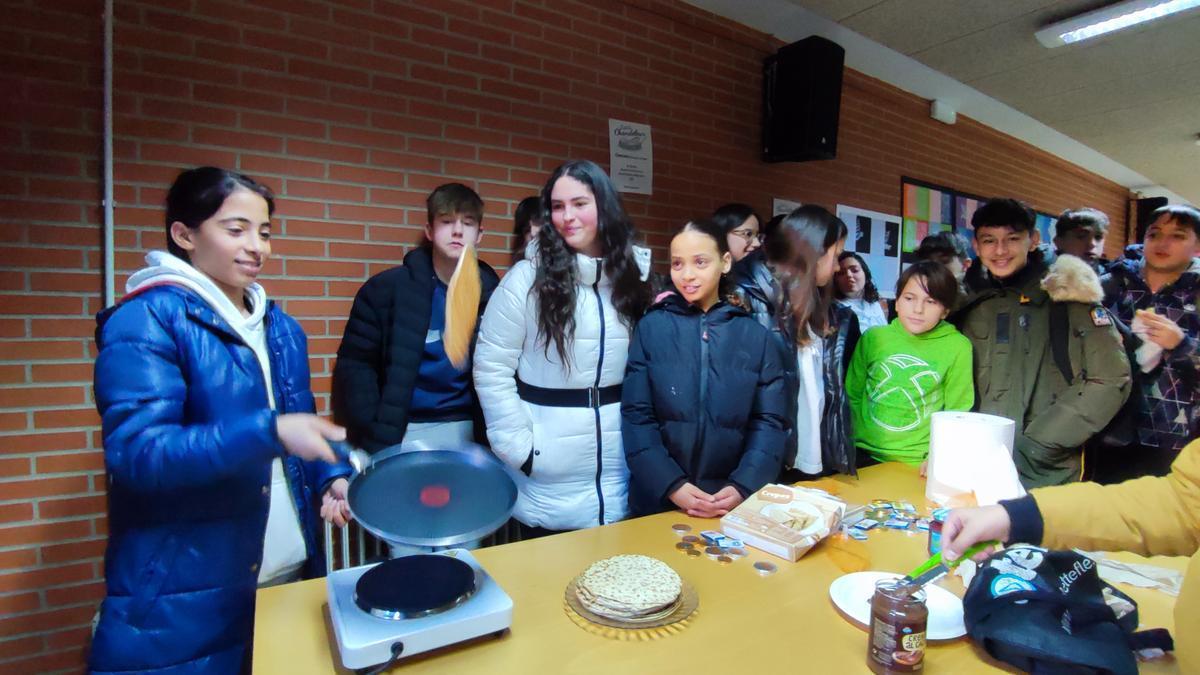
[0,0,1131,671]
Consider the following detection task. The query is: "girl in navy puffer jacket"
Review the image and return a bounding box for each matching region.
[622,220,787,517]
[90,167,345,674]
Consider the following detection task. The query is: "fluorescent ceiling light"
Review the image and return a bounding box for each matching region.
[1035,0,1200,47]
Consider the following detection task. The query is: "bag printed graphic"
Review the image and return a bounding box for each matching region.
[963,547,1172,674]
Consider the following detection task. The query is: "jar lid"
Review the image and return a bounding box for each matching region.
[874,578,927,603]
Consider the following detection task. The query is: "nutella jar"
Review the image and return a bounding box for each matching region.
[867,579,928,674]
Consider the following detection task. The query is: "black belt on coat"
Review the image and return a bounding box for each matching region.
[516,379,622,408]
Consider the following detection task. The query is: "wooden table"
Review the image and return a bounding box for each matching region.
[254,462,1184,673]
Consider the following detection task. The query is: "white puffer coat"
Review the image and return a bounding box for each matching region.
[474,247,650,531]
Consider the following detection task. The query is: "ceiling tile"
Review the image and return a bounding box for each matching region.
[777,0,1200,202]
[840,0,1064,55]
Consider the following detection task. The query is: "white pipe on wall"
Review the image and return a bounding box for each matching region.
[102,0,115,308]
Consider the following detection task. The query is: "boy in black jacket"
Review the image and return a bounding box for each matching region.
[331,183,500,458]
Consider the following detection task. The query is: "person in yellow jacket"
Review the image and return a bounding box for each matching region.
[943,437,1200,670]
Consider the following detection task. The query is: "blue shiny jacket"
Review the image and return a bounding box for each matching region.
[90,285,336,674]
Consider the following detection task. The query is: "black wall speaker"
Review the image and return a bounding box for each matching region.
[1135,196,1168,241]
[762,36,845,163]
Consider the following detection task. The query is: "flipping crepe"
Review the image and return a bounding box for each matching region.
[444,241,481,370]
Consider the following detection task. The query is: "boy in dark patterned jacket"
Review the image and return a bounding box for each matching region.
[1096,204,1200,481]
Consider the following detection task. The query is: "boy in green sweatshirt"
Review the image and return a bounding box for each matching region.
[847,261,974,465]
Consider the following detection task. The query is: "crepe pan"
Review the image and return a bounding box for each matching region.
[330,440,517,548]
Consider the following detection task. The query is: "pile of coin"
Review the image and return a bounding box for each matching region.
[670,525,750,566]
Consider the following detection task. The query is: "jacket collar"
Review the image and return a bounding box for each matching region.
[963,249,1049,303]
[576,253,604,286]
[523,239,653,284]
[402,245,437,281]
[182,290,275,345]
[732,253,776,299]
[652,292,749,323]
[1112,256,1200,294]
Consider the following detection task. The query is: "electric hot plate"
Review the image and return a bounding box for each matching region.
[354,554,477,620]
[326,442,517,671]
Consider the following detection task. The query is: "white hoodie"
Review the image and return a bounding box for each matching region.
[126,251,306,585]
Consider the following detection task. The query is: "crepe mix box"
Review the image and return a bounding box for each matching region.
[720,484,846,561]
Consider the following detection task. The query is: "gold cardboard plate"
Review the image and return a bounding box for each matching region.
[564,577,699,640]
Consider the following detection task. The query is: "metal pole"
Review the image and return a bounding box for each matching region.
[102,0,115,308]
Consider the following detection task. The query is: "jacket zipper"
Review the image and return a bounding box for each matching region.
[200,304,314,560]
[591,259,606,526]
[692,311,709,478]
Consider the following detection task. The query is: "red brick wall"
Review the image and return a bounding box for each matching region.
[0,0,1131,670]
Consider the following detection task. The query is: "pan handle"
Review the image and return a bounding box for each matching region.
[329,440,372,474]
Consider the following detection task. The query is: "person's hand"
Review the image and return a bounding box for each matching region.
[919,460,928,477]
[275,413,344,464]
[941,505,1011,562]
[669,482,723,518]
[1138,310,1185,350]
[321,478,352,527]
[710,485,744,514]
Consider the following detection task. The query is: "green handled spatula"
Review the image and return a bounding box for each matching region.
[903,540,999,590]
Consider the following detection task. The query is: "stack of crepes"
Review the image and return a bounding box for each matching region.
[574,555,682,623]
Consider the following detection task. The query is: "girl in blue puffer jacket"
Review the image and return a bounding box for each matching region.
[90,167,346,674]
[622,219,788,517]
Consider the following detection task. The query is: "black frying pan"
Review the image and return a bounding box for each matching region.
[330,440,517,548]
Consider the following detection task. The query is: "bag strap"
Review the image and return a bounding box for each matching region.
[1128,628,1174,652]
[1049,302,1074,386]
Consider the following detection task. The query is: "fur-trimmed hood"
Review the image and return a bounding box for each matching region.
[1041,254,1103,304]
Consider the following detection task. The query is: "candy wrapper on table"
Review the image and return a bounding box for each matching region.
[720,484,846,561]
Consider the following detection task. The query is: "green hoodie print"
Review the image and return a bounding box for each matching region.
[846,319,975,465]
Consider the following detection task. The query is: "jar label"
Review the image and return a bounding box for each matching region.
[901,632,926,652]
[869,617,926,672]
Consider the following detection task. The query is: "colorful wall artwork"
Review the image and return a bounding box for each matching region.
[901,180,957,264]
[902,178,1059,263]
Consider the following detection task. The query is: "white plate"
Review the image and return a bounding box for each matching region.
[829,571,966,640]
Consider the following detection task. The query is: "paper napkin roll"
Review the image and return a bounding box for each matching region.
[926,411,1017,505]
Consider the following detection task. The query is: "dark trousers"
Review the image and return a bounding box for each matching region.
[778,467,826,485]
[1085,441,1176,484]
[856,447,881,469]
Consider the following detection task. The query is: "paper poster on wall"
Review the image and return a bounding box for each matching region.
[955,195,982,246]
[1035,212,1058,246]
[772,198,802,217]
[837,205,902,299]
[608,119,652,195]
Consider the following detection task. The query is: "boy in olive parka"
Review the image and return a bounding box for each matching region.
[954,199,1130,488]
